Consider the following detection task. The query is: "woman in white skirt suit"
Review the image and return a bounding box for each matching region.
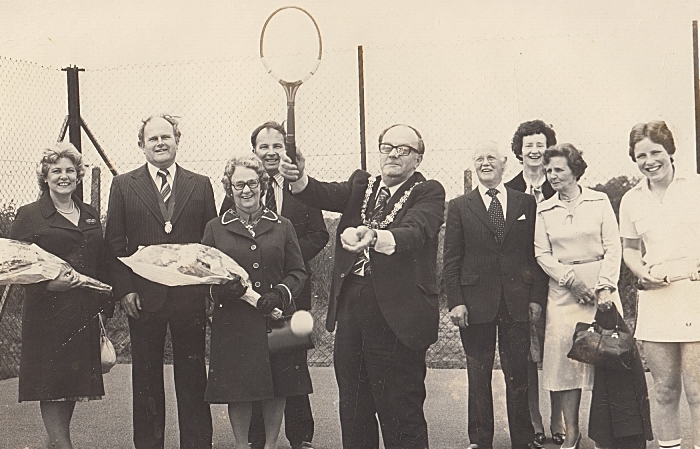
[620,121,700,449]
[535,144,622,449]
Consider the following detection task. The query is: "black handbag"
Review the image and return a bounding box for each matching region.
[267,296,315,355]
[566,304,635,370]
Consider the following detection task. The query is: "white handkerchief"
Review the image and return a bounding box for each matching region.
[517,214,526,221]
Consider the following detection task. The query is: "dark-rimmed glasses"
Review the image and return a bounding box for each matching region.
[232,179,261,190]
[379,143,420,156]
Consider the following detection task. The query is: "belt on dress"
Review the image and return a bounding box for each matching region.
[563,255,603,265]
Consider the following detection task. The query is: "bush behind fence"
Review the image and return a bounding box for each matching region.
[0,39,660,378]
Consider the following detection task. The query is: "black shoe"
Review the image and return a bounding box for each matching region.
[551,431,566,446]
[526,442,544,449]
[534,432,546,445]
[291,443,314,449]
[467,444,492,449]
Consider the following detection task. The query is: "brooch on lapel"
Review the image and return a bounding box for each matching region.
[85,218,97,224]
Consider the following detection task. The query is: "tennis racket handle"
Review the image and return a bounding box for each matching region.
[286,103,297,164]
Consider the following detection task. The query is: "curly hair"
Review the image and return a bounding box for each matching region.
[543,143,588,181]
[138,114,181,148]
[250,121,286,148]
[221,154,270,199]
[628,121,675,162]
[36,142,85,192]
[511,120,557,162]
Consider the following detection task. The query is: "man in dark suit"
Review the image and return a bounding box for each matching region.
[105,114,216,449]
[279,124,445,449]
[443,141,547,449]
[220,121,329,449]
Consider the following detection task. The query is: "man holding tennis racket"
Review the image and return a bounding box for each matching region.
[279,124,444,449]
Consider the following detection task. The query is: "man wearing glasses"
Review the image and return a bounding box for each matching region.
[279,124,445,449]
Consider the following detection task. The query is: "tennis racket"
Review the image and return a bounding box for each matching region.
[260,6,322,164]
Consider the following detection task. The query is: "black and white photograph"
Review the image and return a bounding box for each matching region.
[1,1,699,448]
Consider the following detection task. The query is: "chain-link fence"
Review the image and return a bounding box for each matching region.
[0,29,695,377]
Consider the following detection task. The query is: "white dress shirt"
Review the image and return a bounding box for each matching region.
[477,182,508,216]
[268,172,285,215]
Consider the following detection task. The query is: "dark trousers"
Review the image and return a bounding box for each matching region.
[333,274,429,449]
[248,390,315,446]
[459,299,534,449]
[128,301,212,449]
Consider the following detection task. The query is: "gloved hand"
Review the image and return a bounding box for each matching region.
[211,274,247,302]
[256,287,286,316]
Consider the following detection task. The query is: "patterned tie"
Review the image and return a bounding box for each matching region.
[352,187,391,276]
[157,169,171,203]
[265,178,277,213]
[486,188,505,243]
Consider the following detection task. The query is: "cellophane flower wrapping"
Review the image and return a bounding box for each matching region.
[118,243,260,307]
[0,238,112,293]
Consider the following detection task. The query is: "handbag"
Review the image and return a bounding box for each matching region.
[99,314,117,374]
[267,296,315,355]
[566,304,634,370]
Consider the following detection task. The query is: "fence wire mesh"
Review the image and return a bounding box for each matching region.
[0,30,692,377]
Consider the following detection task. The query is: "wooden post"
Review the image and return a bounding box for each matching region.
[90,166,101,217]
[357,45,367,171]
[464,168,472,193]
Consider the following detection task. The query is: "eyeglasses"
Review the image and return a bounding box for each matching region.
[232,179,260,190]
[379,143,420,156]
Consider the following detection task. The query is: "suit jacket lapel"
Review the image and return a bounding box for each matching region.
[171,165,195,224]
[466,189,497,237]
[376,172,424,222]
[130,165,164,224]
[503,188,524,240]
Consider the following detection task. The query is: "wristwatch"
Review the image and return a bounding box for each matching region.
[369,229,378,248]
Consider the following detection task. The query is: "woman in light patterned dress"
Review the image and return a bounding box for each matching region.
[534,144,621,449]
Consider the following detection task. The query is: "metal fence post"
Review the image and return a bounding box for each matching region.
[61,65,85,199]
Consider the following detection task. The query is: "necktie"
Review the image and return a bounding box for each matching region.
[352,186,391,276]
[265,178,277,213]
[157,169,171,203]
[486,188,505,243]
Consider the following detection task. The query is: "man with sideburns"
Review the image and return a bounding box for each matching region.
[106,114,216,448]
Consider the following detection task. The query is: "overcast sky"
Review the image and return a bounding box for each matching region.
[2,0,698,69]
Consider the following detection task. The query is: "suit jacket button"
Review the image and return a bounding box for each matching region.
[250,244,257,250]
[254,282,261,288]
[340,273,345,278]
[252,263,259,269]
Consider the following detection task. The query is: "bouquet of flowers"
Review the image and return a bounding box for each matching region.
[0,238,112,293]
[118,243,261,307]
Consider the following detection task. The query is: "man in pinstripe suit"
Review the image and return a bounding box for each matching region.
[442,141,547,449]
[105,114,216,449]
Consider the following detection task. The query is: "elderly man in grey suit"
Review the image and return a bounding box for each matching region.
[442,141,547,449]
[105,114,216,449]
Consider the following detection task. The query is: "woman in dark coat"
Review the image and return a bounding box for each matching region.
[9,143,113,449]
[202,154,308,449]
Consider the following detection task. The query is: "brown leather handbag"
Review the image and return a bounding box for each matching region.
[567,305,634,370]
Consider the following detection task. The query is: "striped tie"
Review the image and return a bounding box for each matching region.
[157,169,171,203]
[351,187,391,276]
[265,178,277,213]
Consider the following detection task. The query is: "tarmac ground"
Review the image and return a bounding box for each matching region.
[0,365,692,448]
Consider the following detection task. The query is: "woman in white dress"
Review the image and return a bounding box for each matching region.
[534,144,621,449]
[620,121,700,449]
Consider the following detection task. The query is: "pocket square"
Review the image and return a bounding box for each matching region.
[517,214,527,221]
